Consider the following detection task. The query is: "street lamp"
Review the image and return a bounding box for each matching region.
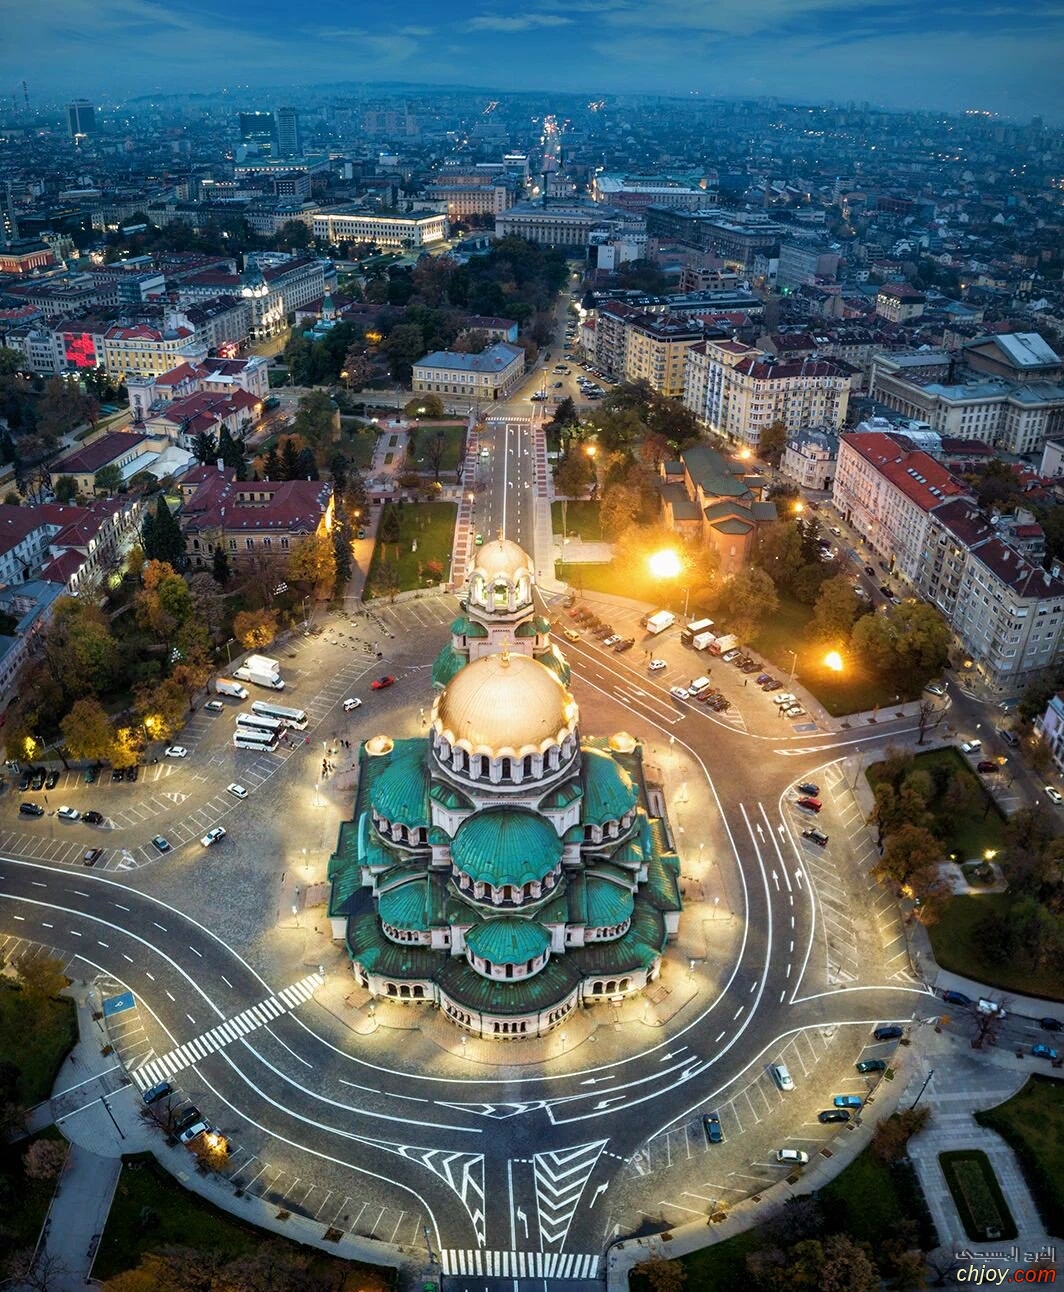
[787,649,798,684]
[648,549,690,619]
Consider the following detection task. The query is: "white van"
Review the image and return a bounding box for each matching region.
[689,676,713,698]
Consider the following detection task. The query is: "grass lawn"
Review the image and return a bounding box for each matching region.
[940,1149,1018,1241]
[630,1227,762,1290]
[556,561,679,612]
[868,746,1007,860]
[340,418,377,469]
[748,593,920,717]
[0,983,78,1105]
[976,1075,1064,1236]
[929,891,1064,999]
[95,1153,395,1286]
[410,422,466,473]
[551,500,602,540]
[0,1128,68,1256]
[363,501,456,598]
[268,367,289,388]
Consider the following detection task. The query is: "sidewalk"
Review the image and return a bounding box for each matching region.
[24,985,404,1292]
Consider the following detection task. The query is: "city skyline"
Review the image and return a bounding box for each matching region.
[6,0,1063,122]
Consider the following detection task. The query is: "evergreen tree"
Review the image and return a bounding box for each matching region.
[332,509,353,591]
[191,430,218,464]
[142,496,185,568]
[212,546,230,585]
[263,446,282,480]
[216,426,247,479]
[279,437,300,481]
[295,447,319,480]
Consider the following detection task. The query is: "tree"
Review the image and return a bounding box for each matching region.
[426,428,446,482]
[332,516,353,592]
[754,520,805,591]
[716,567,778,640]
[16,955,68,1005]
[405,394,443,418]
[42,598,115,704]
[211,546,230,586]
[171,652,213,712]
[93,463,122,497]
[759,419,788,467]
[383,323,425,383]
[291,390,338,446]
[22,1139,67,1181]
[379,504,401,545]
[791,1235,877,1292]
[295,446,319,480]
[53,475,78,503]
[286,532,336,597]
[190,430,218,465]
[279,437,301,481]
[599,484,643,540]
[61,699,116,763]
[872,1107,930,1163]
[136,679,187,744]
[110,726,143,770]
[341,345,373,392]
[233,608,279,650]
[551,395,578,429]
[636,1257,687,1292]
[872,823,941,890]
[554,453,594,500]
[262,445,282,481]
[141,496,185,568]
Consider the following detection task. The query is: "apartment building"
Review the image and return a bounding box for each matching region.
[781,428,839,492]
[412,343,525,402]
[424,183,511,220]
[312,208,448,251]
[683,339,852,452]
[875,284,926,322]
[101,321,202,381]
[623,314,707,398]
[1036,693,1064,774]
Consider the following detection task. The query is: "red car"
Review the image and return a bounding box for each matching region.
[977,760,999,774]
[796,797,822,813]
[371,675,396,690]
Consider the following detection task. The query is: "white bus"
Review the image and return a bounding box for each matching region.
[235,712,285,737]
[232,729,279,752]
[250,700,308,730]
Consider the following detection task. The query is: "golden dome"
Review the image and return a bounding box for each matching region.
[434,652,578,757]
[471,538,533,580]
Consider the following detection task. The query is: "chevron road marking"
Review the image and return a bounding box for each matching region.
[130,971,323,1089]
[534,1140,608,1250]
[361,1143,486,1246]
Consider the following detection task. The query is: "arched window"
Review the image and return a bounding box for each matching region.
[500,756,512,781]
[523,754,534,778]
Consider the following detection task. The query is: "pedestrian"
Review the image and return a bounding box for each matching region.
[744,679,748,687]
[304,736,310,745]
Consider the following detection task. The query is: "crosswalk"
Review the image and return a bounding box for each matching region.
[130,971,323,1090]
[440,1250,599,1279]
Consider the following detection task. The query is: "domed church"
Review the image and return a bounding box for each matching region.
[327,539,683,1039]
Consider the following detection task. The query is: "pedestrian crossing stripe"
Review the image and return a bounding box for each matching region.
[441,1250,599,1279]
[130,971,323,1090]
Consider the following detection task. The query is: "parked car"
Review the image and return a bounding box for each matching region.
[797,782,819,796]
[703,1112,723,1143]
[164,746,188,759]
[959,740,982,754]
[30,768,46,790]
[648,659,667,672]
[818,1109,850,1123]
[668,686,690,702]
[784,706,807,718]
[614,638,635,652]
[721,649,741,663]
[1031,1043,1058,1061]
[796,797,822,812]
[84,766,96,785]
[864,565,876,577]
[801,828,829,847]
[942,990,971,1006]
[371,675,396,690]
[152,835,172,853]
[19,802,44,817]
[17,770,30,791]
[226,783,248,799]
[1046,786,1063,806]
[602,635,621,647]
[772,693,797,707]
[833,1094,863,1108]
[762,680,782,692]
[977,760,999,773]
[924,682,946,697]
[142,1081,173,1105]
[111,768,125,783]
[201,827,226,847]
[82,848,103,865]
[56,806,80,821]
[82,810,104,825]
[179,1119,209,1145]
[770,1062,794,1091]
[174,1106,202,1135]
[776,1148,808,1164]
[125,765,139,782]
[343,698,362,711]
[873,1024,904,1041]
[44,770,59,790]
[204,700,225,714]
[855,1059,887,1073]
[1039,1017,1061,1032]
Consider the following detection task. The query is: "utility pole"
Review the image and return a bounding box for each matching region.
[910,1068,934,1110]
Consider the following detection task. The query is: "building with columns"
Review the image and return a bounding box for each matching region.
[327,539,682,1039]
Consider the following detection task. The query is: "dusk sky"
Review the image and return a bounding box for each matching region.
[8,0,1063,120]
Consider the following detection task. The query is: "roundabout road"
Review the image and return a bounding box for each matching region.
[0,577,942,1281]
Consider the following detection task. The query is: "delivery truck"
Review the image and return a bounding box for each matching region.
[708,633,739,656]
[644,610,675,635]
[233,654,285,691]
[214,678,249,700]
[692,632,717,652]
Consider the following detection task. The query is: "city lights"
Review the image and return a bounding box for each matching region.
[824,651,844,672]
[648,550,683,580]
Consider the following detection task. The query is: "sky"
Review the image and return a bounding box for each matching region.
[5,0,1063,121]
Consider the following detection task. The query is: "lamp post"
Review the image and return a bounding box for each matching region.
[787,649,798,685]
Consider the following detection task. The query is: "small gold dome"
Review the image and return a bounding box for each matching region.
[471,538,533,580]
[434,652,578,757]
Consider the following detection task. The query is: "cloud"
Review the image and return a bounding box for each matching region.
[467,13,572,30]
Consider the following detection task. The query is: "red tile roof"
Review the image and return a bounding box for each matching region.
[52,432,148,475]
[843,432,966,511]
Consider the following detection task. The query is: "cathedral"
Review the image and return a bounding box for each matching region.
[327,539,682,1040]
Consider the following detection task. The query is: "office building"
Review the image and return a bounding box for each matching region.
[239,112,277,145]
[312,208,448,252]
[412,343,525,403]
[66,100,95,138]
[275,107,301,158]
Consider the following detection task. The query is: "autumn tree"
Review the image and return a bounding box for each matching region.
[553,452,594,499]
[42,598,115,705]
[636,1256,687,1292]
[599,483,643,540]
[716,566,779,640]
[109,726,142,770]
[758,419,789,467]
[872,823,941,891]
[811,575,861,642]
[22,1138,67,1181]
[233,608,279,650]
[405,394,443,418]
[872,1107,930,1163]
[291,389,337,446]
[136,679,187,744]
[286,531,337,598]
[61,699,115,764]
[16,955,68,1005]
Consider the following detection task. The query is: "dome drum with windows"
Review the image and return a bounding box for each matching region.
[327,539,683,1040]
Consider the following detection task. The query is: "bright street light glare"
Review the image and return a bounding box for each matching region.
[648,550,683,579]
[824,650,844,672]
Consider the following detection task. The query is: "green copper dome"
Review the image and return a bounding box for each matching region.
[466,917,551,965]
[369,747,430,827]
[452,809,563,888]
[378,879,430,932]
[585,876,635,928]
[581,747,639,825]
